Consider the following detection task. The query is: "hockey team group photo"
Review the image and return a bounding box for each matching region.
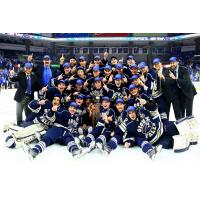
[0,33,200,161]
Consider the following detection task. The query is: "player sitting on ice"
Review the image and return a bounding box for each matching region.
[79,96,116,155]
[95,98,127,153]
[96,104,163,159]
[73,94,93,143]
[23,101,82,159]
[4,94,63,149]
[97,90,192,157]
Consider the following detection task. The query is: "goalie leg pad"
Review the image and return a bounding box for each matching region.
[173,135,190,153]
[14,124,45,139]
[187,116,199,145]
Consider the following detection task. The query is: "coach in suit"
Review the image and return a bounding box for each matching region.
[169,57,197,117]
[162,57,183,120]
[162,57,197,120]
[34,55,54,87]
[9,63,41,125]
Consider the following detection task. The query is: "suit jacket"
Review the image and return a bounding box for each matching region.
[162,66,197,102]
[162,67,182,102]
[176,66,197,99]
[10,71,41,102]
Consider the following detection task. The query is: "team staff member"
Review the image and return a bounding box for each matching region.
[9,63,41,125]
[169,57,196,117]
[162,57,183,120]
[35,55,54,95]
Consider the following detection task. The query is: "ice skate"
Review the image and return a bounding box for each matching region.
[96,142,104,152]
[78,141,96,157]
[80,138,89,148]
[147,145,162,160]
[101,144,112,156]
[71,148,82,159]
[22,143,38,160]
[5,135,16,148]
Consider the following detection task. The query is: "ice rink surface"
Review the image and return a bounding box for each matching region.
[0,87,200,200]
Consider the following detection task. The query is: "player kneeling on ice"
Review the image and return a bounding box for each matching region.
[80,96,116,155]
[4,94,63,149]
[23,101,82,159]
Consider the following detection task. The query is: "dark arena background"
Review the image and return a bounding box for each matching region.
[0,33,200,78]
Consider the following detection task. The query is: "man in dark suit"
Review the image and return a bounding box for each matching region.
[9,63,41,125]
[31,54,59,99]
[34,55,54,93]
[162,57,183,120]
[163,57,197,120]
[168,57,197,117]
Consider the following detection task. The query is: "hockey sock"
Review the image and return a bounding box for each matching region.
[32,141,46,154]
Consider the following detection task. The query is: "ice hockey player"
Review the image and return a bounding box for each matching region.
[80,96,116,154]
[23,101,82,159]
[4,94,63,149]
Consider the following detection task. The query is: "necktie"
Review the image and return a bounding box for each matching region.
[27,75,31,95]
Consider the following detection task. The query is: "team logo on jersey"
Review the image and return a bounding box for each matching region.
[137,117,157,138]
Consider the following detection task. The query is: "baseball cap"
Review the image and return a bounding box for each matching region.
[94,55,101,60]
[129,64,138,69]
[138,62,147,69]
[131,74,140,80]
[127,55,134,60]
[127,106,136,113]
[169,57,178,62]
[24,62,33,68]
[102,96,110,102]
[129,83,138,90]
[57,79,68,85]
[76,79,84,85]
[44,55,50,60]
[75,94,85,99]
[114,74,122,80]
[153,58,161,64]
[116,63,123,69]
[93,66,100,71]
[116,98,124,104]
[63,62,71,68]
[94,77,102,82]
[104,65,112,71]
[79,56,86,61]
[69,101,78,108]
